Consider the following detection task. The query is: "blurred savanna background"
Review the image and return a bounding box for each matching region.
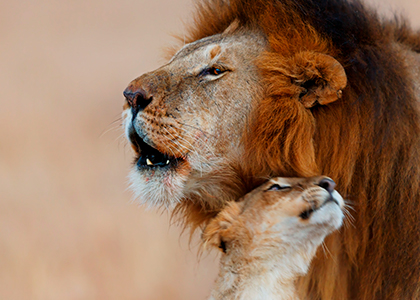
[0,0,418,299]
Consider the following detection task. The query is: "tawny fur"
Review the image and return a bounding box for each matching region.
[123,0,420,299]
[203,177,344,300]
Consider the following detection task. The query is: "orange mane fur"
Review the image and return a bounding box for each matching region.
[172,0,420,299]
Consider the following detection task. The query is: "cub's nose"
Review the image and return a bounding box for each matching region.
[317,177,336,193]
[123,86,153,116]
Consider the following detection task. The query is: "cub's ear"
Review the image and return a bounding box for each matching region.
[202,202,241,253]
[289,51,347,108]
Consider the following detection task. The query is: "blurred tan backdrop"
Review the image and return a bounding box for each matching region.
[0,0,418,299]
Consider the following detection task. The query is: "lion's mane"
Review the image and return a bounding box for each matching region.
[176,0,420,299]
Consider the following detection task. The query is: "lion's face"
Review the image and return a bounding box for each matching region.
[123,31,267,206]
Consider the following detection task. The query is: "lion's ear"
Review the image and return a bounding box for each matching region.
[223,19,240,35]
[289,51,347,108]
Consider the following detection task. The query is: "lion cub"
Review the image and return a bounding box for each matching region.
[203,176,344,300]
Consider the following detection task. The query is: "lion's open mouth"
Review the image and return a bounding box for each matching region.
[129,127,181,169]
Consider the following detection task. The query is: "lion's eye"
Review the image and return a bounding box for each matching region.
[200,66,226,77]
[267,184,291,191]
[210,68,222,75]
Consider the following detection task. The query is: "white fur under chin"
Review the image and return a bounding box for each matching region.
[128,158,231,209]
[128,168,187,209]
[128,141,232,208]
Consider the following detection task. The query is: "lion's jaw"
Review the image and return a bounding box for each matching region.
[123,31,266,207]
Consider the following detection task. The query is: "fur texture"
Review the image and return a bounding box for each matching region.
[123,0,420,299]
[203,177,344,300]
[181,1,420,299]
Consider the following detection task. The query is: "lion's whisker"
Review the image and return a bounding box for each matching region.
[162,127,193,154]
[175,126,217,158]
[177,121,213,137]
[162,127,211,176]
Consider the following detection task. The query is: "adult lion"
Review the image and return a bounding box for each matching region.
[122,0,420,299]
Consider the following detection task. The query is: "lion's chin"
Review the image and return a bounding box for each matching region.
[128,160,191,208]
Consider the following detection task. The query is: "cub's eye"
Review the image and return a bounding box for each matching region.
[200,66,226,77]
[267,184,291,191]
[299,208,314,220]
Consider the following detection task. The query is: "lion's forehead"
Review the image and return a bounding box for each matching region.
[170,35,224,61]
[169,32,266,67]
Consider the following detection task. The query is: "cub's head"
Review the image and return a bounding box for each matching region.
[202,176,344,256]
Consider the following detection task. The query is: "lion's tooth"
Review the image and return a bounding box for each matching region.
[166,160,170,165]
[146,158,154,166]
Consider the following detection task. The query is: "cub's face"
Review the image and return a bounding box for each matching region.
[123,31,266,206]
[242,177,344,236]
[202,176,344,255]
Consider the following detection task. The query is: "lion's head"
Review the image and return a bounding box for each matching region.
[123,0,420,299]
[123,28,267,209]
[123,24,346,213]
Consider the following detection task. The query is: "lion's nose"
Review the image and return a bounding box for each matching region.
[317,177,336,193]
[123,86,153,116]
